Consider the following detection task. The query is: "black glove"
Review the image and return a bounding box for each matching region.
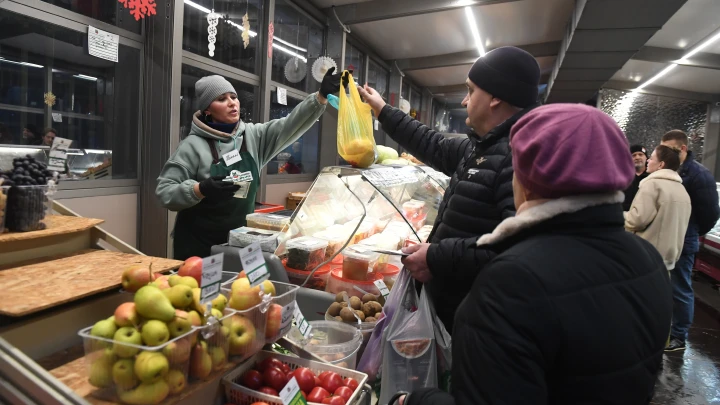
[319,67,353,98]
[198,175,239,200]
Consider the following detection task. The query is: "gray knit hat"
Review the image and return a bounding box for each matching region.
[195,75,237,112]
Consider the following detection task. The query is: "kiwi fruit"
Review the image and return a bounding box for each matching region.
[335,316,343,322]
[340,301,348,307]
[362,303,375,318]
[375,312,383,319]
[366,301,383,314]
[365,316,377,323]
[355,310,366,322]
[335,292,345,303]
[361,293,378,304]
[349,296,362,310]
[340,307,357,323]
[328,302,342,317]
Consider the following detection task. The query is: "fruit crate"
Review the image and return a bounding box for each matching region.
[5,184,54,232]
[223,350,368,405]
[265,281,299,344]
[0,185,8,234]
[77,325,198,404]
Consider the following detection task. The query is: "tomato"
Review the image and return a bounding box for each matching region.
[301,391,307,400]
[322,397,345,405]
[342,377,359,390]
[320,372,343,394]
[333,386,353,401]
[258,387,279,396]
[315,376,323,387]
[262,366,287,392]
[242,370,263,390]
[256,357,285,373]
[279,363,291,375]
[250,403,271,405]
[292,367,316,394]
[307,386,330,402]
[318,371,332,381]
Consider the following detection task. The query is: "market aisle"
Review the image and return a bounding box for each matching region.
[652,301,720,404]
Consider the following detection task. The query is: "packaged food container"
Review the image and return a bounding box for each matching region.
[359,234,400,273]
[287,321,363,369]
[417,225,433,242]
[6,185,52,232]
[371,264,400,290]
[312,229,348,259]
[326,266,384,298]
[228,226,281,252]
[219,285,271,362]
[324,311,379,362]
[383,220,414,241]
[78,323,197,403]
[341,246,380,281]
[284,237,328,271]
[265,281,299,344]
[0,186,9,234]
[344,220,374,244]
[245,213,290,231]
[402,199,426,218]
[409,213,427,231]
[284,260,333,291]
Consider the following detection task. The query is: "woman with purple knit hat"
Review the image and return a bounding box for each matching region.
[391,104,671,405]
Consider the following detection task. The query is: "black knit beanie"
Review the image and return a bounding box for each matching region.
[630,144,647,156]
[468,46,540,108]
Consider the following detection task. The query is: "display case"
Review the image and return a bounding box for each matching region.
[696,183,720,283]
[0,145,112,180]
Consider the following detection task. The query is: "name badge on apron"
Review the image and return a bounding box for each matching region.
[234,182,251,199]
[223,149,242,166]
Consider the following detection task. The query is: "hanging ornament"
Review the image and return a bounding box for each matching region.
[311,57,337,83]
[118,0,157,21]
[241,13,250,49]
[207,10,219,57]
[285,58,307,83]
[44,92,56,107]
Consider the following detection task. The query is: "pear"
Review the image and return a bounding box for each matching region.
[134,351,169,384]
[168,274,183,287]
[178,276,199,289]
[135,286,175,322]
[190,288,207,314]
[189,341,212,380]
[163,284,193,309]
[88,349,116,388]
[90,318,117,350]
[165,369,186,395]
[113,327,143,358]
[117,380,170,405]
[186,310,203,327]
[113,358,138,390]
[141,320,170,346]
[211,294,227,313]
[209,346,227,371]
[210,308,223,320]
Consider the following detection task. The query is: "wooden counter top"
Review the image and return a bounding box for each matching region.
[0,215,104,243]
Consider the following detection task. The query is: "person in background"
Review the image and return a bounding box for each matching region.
[625,145,691,271]
[357,46,540,332]
[41,128,57,147]
[0,123,12,144]
[660,130,720,352]
[391,104,671,405]
[156,70,345,260]
[22,125,40,145]
[623,144,649,211]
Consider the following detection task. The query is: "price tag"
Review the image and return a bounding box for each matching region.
[239,242,270,287]
[363,167,416,188]
[280,377,307,405]
[52,113,63,123]
[48,137,72,172]
[222,149,242,166]
[280,301,296,331]
[374,119,379,131]
[277,87,287,105]
[374,279,391,298]
[294,307,312,338]
[200,254,223,303]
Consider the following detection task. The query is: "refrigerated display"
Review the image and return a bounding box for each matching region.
[695,183,720,282]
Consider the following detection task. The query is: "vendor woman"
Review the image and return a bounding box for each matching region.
[157,70,344,260]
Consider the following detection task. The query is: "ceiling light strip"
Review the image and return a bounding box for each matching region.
[464,6,485,57]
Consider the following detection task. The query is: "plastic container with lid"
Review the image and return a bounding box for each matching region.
[284,237,328,271]
[228,226,281,252]
[370,264,400,290]
[344,220,375,244]
[341,246,380,281]
[326,266,384,298]
[5,185,53,232]
[287,320,364,369]
[312,229,348,259]
[383,220,414,240]
[360,233,401,273]
[284,260,333,290]
[245,213,290,231]
[402,199,426,218]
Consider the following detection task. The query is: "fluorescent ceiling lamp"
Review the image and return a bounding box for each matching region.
[464,6,485,57]
[0,57,43,68]
[184,0,210,13]
[635,64,677,90]
[85,149,110,154]
[272,43,307,62]
[74,74,98,81]
[273,36,307,53]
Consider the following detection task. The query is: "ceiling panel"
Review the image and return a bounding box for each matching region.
[308,0,372,8]
[406,64,473,87]
[645,0,720,51]
[654,64,720,93]
[610,59,668,83]
[349,0,572,60]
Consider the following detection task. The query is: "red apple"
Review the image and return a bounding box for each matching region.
[263,366,287,392]
[265,304,282,339]
[320,372,343,394]
[242,370,263,390]
[343,377,359,391]
[258,387,278,396]
[178,256,203,285]
[307,386,330,402]
[334,386,353,401]
[121,264,154,292]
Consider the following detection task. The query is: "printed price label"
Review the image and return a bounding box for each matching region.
[374,119,379,131]
[200,253,223,303]
[48,137,72,173]
[363,167,417,188]
[52,113,62,123]
[280,301,296,334]
[222,149,242,166]
[294,307,312,338]
[88,26,119,62]
[277,87,287,105]
[239,242,269,287]
[280,377,307,405]
[374,279,391,298]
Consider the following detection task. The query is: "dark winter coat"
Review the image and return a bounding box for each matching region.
[678,151,720,254]
[622,170,649,211]
[378,105,533,331]
[405,192,672,405]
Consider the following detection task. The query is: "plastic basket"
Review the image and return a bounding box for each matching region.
[265,281,299,344]
[223,351,368,405]
[5,184,53,232]
[220,286,270,362]
[78,325,197,403]
[0,186,9,234]
[190,307,234,381]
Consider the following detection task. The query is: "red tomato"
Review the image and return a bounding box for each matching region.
[257,357,285,373]
[250,403,271,405]
[258,387,279,396]
[292,367,317,394]
[262,366,287,392]
[343,377,359,390]
[318,371,332,381]
[242,370,263,390]
[279,363,291,375]
[320,372,343,394]
[315,376,323,387]
[322,397,345,405]
[307,386,330,402]
[333,386,353,401]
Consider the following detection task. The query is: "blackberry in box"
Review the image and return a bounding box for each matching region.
[284,237,328,271]
[1,155,57,232]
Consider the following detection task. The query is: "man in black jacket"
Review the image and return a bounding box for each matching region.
[622,144,649,211]
[661,130,720,352]
[357,46,540,331]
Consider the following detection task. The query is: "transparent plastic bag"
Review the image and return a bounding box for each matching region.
[430,296,452,392]
[378,274,437,404]
[337,71,377,168]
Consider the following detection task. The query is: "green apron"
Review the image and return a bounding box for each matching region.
[173,135,259,260]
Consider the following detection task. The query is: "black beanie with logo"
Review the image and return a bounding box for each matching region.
[467,46,541,108]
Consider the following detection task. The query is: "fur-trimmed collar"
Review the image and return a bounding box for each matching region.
[476,191,625,246]
[192,110,243,140]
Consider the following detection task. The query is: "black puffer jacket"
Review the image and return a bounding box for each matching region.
[405,195,672,405]
[378,105,532,331]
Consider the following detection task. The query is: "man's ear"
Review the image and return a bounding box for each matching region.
[490,98,503,109]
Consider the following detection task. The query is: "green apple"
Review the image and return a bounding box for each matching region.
[223,315,257,356]
[113,327,143,358]
[163,284,193,309]
[117,380,170,405]
[211,294,227,312]
[165,369,186,395]
[186,310,203,327]
[135,286,175,322]
[134,351,169,384]
[167,310,193,338]
[141,320,170,346]
[88,349,116,388]
[90,318,117,351]
[112,358,138,390]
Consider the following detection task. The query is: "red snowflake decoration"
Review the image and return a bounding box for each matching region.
[118,0,157,21]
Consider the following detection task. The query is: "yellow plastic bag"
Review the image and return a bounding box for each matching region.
[338,71,377,168]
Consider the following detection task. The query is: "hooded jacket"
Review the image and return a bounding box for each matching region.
[624,169,692,269]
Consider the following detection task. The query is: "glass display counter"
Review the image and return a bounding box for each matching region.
[0,145,112,180]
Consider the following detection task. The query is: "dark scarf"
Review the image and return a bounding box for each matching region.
[202,116,238,135]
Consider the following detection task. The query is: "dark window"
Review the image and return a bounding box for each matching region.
[344,42,364,83]
[267,91,319,175]
[39,0,141,33]
[367,60,389,100]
